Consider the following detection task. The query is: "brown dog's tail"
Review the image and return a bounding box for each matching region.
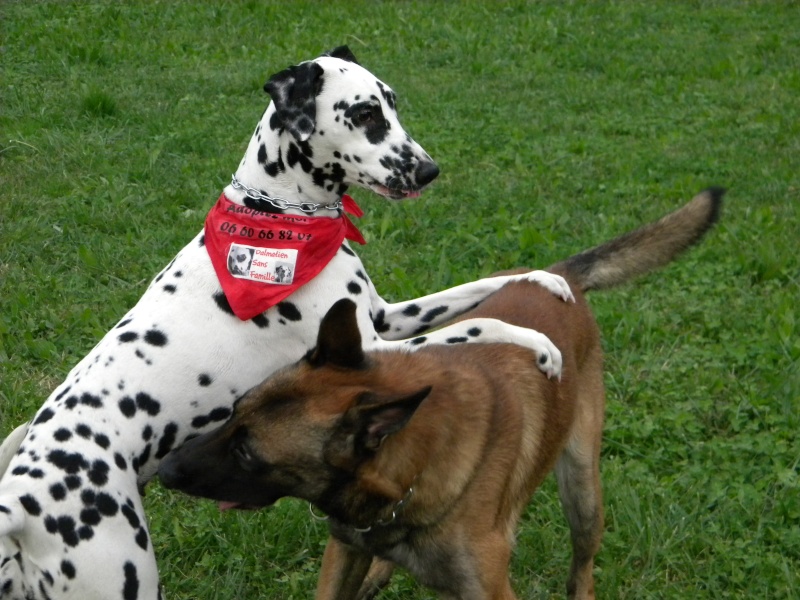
[549,187,724,292]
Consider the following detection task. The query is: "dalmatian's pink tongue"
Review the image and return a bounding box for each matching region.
[375,184,422,199]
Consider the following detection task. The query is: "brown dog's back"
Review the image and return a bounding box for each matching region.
[448,274,603,498]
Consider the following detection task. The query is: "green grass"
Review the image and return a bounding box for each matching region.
[1,1,799,598]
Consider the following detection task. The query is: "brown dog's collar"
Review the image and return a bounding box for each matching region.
[309,485,414,534]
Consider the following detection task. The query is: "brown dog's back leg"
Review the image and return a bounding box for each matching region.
[317,537,374,600]
[554,375,605,599]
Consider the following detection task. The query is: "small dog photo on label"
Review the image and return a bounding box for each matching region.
[227,244,254,277]
[274,263,293,283]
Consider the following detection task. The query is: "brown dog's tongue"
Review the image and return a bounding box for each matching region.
[218,501,262,511]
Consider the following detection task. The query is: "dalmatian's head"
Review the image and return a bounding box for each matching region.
[263,46,439,200]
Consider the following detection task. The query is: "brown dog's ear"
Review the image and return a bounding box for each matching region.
[322,45,359,64]
[264,61,324,142]
[307,299,365,369]
[355,386,432,452]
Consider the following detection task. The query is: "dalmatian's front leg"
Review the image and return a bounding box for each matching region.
[368,270,574,341]
[373,318,563,380]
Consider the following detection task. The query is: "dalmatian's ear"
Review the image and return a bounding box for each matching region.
[322,45,359,64]
[264,62,324,142]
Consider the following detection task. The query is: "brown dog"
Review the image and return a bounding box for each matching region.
[159,188,722,599]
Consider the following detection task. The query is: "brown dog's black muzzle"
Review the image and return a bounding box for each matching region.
[158,450,192,491]
[158,436,207,492]
[158,427,286,508]
[158,429,235,498]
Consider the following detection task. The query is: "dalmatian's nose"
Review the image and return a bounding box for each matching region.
[415,160,440,187]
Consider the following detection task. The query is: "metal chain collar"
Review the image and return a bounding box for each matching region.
[230,174,342,214]
[308,486,415,534]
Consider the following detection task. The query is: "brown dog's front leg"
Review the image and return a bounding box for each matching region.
[357,558,395,599]
[316,536,374,600]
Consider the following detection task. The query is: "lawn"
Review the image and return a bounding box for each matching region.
[1,1,798,598]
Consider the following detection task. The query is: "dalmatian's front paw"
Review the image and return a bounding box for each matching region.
[527,329,563,380]
[519,270,575,303]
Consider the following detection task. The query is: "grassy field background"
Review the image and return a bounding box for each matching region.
[1,1,798,598]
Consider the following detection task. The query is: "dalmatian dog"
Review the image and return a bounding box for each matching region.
[0,46,572,600]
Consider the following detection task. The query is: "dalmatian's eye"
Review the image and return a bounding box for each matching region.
[352,107,377,126]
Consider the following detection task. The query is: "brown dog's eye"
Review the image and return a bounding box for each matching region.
[233,443,258,471]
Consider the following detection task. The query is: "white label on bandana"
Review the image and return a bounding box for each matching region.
[226,243,298,285]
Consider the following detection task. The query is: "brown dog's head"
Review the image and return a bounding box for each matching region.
[158,299,430,519]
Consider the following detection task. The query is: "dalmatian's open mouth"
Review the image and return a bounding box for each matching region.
[366,161,439,200]
[371,183,424,201]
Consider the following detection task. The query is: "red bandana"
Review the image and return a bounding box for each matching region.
[205,194,366,320]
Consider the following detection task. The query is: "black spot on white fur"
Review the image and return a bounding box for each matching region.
[87,460,110,486]
[155,423,179,459]
[50,483,67,501]
[213,291,235,316]
[123,561,139,600]
[118,393,161,418]
[191,407,232,429]
[277,302,302,321]
[251,314,269,328]
[422,306,449,323]
[135,527,149,550]
[372,309,390,334]
[403,304,421,317]
[54,386,72,401]
[34,408,55,425]
[47,450,88,474]
[54,428,72,442]
[19,494,42,516]
[44,514,81,547]
[144,329,168,347]
[61,559,76,579]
